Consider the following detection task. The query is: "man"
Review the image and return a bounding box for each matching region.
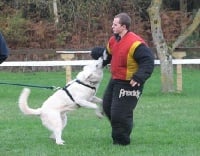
[0,32,9,64]
[91,12,154,145]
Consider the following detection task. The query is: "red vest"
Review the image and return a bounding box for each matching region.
[107,32,146,80]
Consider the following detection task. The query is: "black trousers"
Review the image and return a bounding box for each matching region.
[103,79,143,145]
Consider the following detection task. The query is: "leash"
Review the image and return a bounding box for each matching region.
[0,82,61,91]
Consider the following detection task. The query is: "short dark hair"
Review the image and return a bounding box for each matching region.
[115,13,131,30]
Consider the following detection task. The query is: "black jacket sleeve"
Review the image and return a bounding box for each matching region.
[0,33,9,64]
[132,44,154,84]
[102,48,112,67]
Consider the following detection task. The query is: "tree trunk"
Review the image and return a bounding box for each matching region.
[53,0,59,25]
[147,0,174,92]
[180,0,187,12]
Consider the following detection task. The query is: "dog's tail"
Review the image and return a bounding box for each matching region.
[18,88,41,116]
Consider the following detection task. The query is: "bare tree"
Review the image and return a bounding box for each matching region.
[148,0,174,92]
[148,0,200,93]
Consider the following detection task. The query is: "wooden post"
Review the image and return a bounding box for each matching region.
[60,54,74,83]
[172,51,186,92]
[56,50,91,83]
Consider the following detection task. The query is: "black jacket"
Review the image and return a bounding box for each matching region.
[0,32,9,64]
[132,44,154,84]
[103,44,154,85]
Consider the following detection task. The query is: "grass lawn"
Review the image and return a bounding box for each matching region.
[0,67,199,156]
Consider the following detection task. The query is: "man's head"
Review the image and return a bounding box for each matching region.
[112,13,131,36]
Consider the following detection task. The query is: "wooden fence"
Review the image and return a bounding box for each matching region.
[1,48,199,91]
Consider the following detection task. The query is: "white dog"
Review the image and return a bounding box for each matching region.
[18,58,104,145]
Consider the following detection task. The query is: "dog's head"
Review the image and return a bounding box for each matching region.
[84,57,103,70]
[76,58,103,86]
[90,46,105,60]
[91,46,109,67]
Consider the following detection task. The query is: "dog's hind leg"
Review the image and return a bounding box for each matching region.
[51,113,67,140]
[61,113,67,130]
[41,111,65,145]
[54,129,65,145]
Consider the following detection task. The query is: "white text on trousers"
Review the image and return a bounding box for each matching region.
[119,89,141,99]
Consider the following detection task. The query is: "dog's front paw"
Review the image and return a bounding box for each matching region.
[95,109,104,119]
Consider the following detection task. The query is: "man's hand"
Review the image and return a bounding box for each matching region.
[130,79,140,87]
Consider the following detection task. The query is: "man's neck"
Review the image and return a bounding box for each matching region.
[119,30,128,38]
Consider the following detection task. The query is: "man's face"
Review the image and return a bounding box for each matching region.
[112,18,125,34]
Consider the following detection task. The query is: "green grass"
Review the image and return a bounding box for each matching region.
[0,67,200,156]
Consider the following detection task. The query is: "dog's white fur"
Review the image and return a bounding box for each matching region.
[18,58,104,145]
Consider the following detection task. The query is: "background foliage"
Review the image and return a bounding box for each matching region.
[0,0,199,49]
